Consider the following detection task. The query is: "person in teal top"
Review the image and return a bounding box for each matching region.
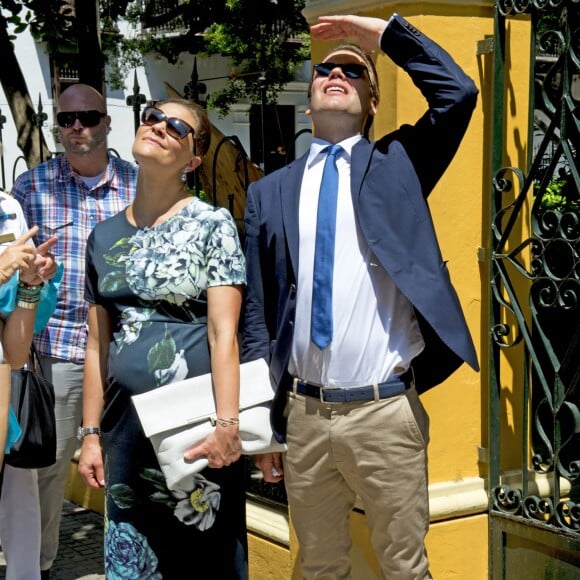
[0,189,60,580]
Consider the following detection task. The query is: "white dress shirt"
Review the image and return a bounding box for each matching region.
[289,136,425,387]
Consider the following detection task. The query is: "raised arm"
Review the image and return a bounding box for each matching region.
[1,229,58,368]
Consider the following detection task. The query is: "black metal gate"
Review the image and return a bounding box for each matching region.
[489,0,580,576]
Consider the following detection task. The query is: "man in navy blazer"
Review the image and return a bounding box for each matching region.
[243,13,479,579]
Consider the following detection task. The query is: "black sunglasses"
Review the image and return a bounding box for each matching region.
[313,62,367,79]
[141,107,194,141]
[56,110,106,128]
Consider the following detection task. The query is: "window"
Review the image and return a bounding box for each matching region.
[250,104,295,174]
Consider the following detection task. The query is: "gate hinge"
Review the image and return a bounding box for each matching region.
[477,36,494,55]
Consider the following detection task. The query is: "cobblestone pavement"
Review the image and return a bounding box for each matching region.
[0,501,105,580]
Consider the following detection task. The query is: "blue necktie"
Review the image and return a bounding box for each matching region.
[311,144,342,350]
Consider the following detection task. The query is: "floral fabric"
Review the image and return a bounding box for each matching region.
[85,198,247,579]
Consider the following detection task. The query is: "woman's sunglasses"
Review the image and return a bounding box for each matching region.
[313,62,367,79]
[56,110,106,128]
[141,107,194,141]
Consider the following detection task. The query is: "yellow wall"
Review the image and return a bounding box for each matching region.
[427,515,489,579]
[248,535,295,579]
[307,0,497,485]
[346,510,489,579]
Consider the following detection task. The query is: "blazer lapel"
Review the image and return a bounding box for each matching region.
[280,154,308,277]
[350,137,373,207]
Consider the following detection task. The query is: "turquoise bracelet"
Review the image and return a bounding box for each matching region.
[17,281,42,302]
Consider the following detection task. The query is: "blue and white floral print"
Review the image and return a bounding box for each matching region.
[114,307,154,353]
[100,198,245,306]
[109,468,222,533]
[105,520,162,579]
[88,197,248,575]
[100,199,245,386]
[153,347,188,385]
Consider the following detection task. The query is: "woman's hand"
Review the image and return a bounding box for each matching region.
[183,423,242,469]
[78,436,105,488]
[19,236,58,286]
[0,227,39,285]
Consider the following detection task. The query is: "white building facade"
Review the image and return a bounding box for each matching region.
[0,18,312,192]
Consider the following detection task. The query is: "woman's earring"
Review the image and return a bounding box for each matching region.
[180,168,188,183]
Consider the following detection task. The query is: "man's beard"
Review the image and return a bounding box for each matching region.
[61,131,106,155]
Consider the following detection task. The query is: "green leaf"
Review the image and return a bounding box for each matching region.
[147,328,177,376]
[149,491,176,507]
[109,483,137,509]
[140,468,167,487]
[99,271,128,293]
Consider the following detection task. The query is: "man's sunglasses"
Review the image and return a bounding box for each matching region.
[141,107,194,141]
[313,62,367,79]
[56,110,106,128]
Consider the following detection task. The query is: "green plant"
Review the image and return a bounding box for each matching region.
[185,184,209,203]
[536,176,580,211]
[98,0,310,112]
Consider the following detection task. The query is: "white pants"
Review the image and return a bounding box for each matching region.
[0,465,41,580]
[37,358,84,572]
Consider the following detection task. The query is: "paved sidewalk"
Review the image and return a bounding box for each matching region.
[0,501,105,580]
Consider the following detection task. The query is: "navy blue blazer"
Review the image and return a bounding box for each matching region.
[242,15,480,442]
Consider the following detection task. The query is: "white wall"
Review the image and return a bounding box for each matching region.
[0,23,311,191]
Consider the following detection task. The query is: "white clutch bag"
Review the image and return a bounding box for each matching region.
[132,358,286,491]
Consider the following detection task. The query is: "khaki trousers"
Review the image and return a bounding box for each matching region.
[284,388,431,580]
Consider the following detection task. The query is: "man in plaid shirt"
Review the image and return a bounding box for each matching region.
[12,83,137,579]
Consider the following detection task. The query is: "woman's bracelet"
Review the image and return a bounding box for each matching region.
[16,281,42,305]
[18,281,43,289]
[214,417,240,427]
[16,300,38,310]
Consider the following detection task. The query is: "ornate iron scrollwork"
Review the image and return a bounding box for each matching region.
[493,485,523,514]
[490,0,579,534]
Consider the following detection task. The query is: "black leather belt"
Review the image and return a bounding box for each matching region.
[290,368,414,404]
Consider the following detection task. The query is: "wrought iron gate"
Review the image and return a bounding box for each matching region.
[489,0,580,576]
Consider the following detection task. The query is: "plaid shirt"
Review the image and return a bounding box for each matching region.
[12,154,137,363]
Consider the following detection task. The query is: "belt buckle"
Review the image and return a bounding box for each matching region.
[318,387,340,405]
[319,386,344,404]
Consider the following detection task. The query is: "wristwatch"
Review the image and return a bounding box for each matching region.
[77,426,102,441]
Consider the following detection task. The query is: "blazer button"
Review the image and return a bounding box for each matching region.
[290,284,296,294]
[404,22,419,35]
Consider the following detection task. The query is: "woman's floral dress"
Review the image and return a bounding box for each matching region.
[85,198,247,579]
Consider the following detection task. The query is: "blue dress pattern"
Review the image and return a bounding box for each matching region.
[85,198,247,579]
